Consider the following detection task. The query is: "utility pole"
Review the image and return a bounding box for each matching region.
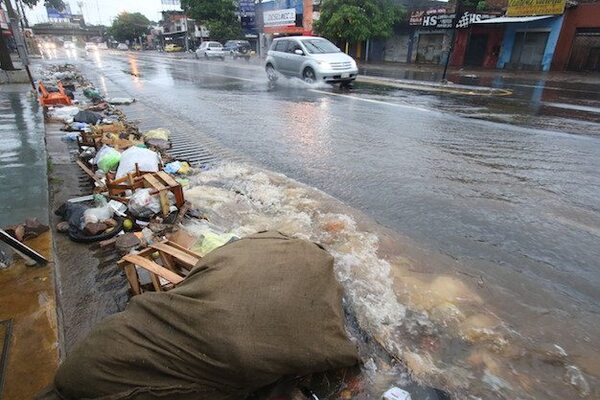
[441,0,462,83]
[3,0,34,88]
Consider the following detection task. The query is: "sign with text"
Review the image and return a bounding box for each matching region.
[410,8,456,28]
[263,8,296,27]
[411,9,500,29]
[455,12,501,28]
[507,0,566,17]
[46,7,70,20]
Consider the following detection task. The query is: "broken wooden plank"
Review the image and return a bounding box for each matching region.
[0,229,48,265]
[156,171,178,187]
[122,254,184,285]
[123,264,141,295]
[150,242,200,269]
[76,160,102,185]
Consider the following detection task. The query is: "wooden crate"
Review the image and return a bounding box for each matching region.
[117,239,201,295]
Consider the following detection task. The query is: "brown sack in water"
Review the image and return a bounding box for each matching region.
[44,231,358,400]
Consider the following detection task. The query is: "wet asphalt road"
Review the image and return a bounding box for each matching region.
[46,50,600,384]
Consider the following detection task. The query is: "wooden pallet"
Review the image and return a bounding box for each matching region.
[106,170,184,215]
[117,239,201,295]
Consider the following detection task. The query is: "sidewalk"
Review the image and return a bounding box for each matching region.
[0,85,58,399]
[358,61,600,87]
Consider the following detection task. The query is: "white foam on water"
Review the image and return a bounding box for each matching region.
[183,162,593,399]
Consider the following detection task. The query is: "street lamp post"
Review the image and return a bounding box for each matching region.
[441,0,462,83]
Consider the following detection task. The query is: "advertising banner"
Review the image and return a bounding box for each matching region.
[46,7,70,20]
[263,8,296,27]
[507,0,566,17]
[410,8,500,29]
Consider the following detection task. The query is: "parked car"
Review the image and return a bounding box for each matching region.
[265,36,358,87]
[63,41,75,49]
[223,40,252,60]
[117,43,129,51]
[97,43,108,50]
[164,43,183,52]
[195,41,225,60]
[84,42,97,51]
[131,43,142,51]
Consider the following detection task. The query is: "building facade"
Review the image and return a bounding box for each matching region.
[552,2,600,72]
[255,0,318,56]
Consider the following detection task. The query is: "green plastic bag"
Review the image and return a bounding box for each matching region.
[192,231,237,256]
[97,150,121,173]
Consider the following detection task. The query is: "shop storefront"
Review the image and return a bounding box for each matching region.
[475,0,567,71]
[552,2,600,72]
[450,12,503,68]
[477,15,564,71]
[408,7,454,65]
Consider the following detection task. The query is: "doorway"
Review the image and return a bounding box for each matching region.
[509,31,549,70]
[464,33,488,66]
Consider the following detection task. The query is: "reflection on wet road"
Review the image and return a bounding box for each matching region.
[0,86,48,226]
[45,50,600,398]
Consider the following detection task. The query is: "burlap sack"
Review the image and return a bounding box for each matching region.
[46,231,358,399]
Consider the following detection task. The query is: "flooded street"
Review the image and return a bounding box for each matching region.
[37,50,600,398]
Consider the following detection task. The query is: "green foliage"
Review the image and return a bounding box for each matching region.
[314,0,403,43]
[108,12,150,43]
[181,0,242,42]
[205,19,242,43]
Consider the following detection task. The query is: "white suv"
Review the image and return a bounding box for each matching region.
[265,36,358,86]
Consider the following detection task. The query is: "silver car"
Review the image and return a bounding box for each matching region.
[195,41,225,60]
[265,36,358,86]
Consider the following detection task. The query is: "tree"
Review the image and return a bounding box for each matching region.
[107,12,150,43]
[314,0,403,45]
[1,0,65,70]
[181,0,242,42]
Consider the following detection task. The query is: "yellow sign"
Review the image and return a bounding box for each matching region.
[507,0,566,17]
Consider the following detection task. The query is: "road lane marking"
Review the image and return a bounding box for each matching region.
[309,89,433,113]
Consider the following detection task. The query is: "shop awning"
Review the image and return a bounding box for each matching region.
[473,15,554,24]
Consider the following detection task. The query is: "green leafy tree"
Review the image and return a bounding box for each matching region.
[108,12,150,43]
[181,0,242,42]
[314,0,403,44]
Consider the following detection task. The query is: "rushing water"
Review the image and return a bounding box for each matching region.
[183,163,596,399]
[63,53,600,398]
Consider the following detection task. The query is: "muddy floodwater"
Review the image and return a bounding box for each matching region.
[36,51,600,399]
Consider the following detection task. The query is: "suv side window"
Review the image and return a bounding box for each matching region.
[287,41,303,54]
[274,40,288,52]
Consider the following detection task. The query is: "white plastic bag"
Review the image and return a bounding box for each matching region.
[81,196,114,228]
[128,189,161,218]
[48,106,80,122]
[116,147,160,179]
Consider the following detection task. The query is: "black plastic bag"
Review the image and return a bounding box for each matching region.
[73,110,101,124]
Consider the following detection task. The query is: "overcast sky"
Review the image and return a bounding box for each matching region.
[24,0,180,26]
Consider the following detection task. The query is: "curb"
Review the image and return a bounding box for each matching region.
[356,75,513,96]
[0,69,29,84]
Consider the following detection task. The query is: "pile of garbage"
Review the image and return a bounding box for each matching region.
[41,64,192,243]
